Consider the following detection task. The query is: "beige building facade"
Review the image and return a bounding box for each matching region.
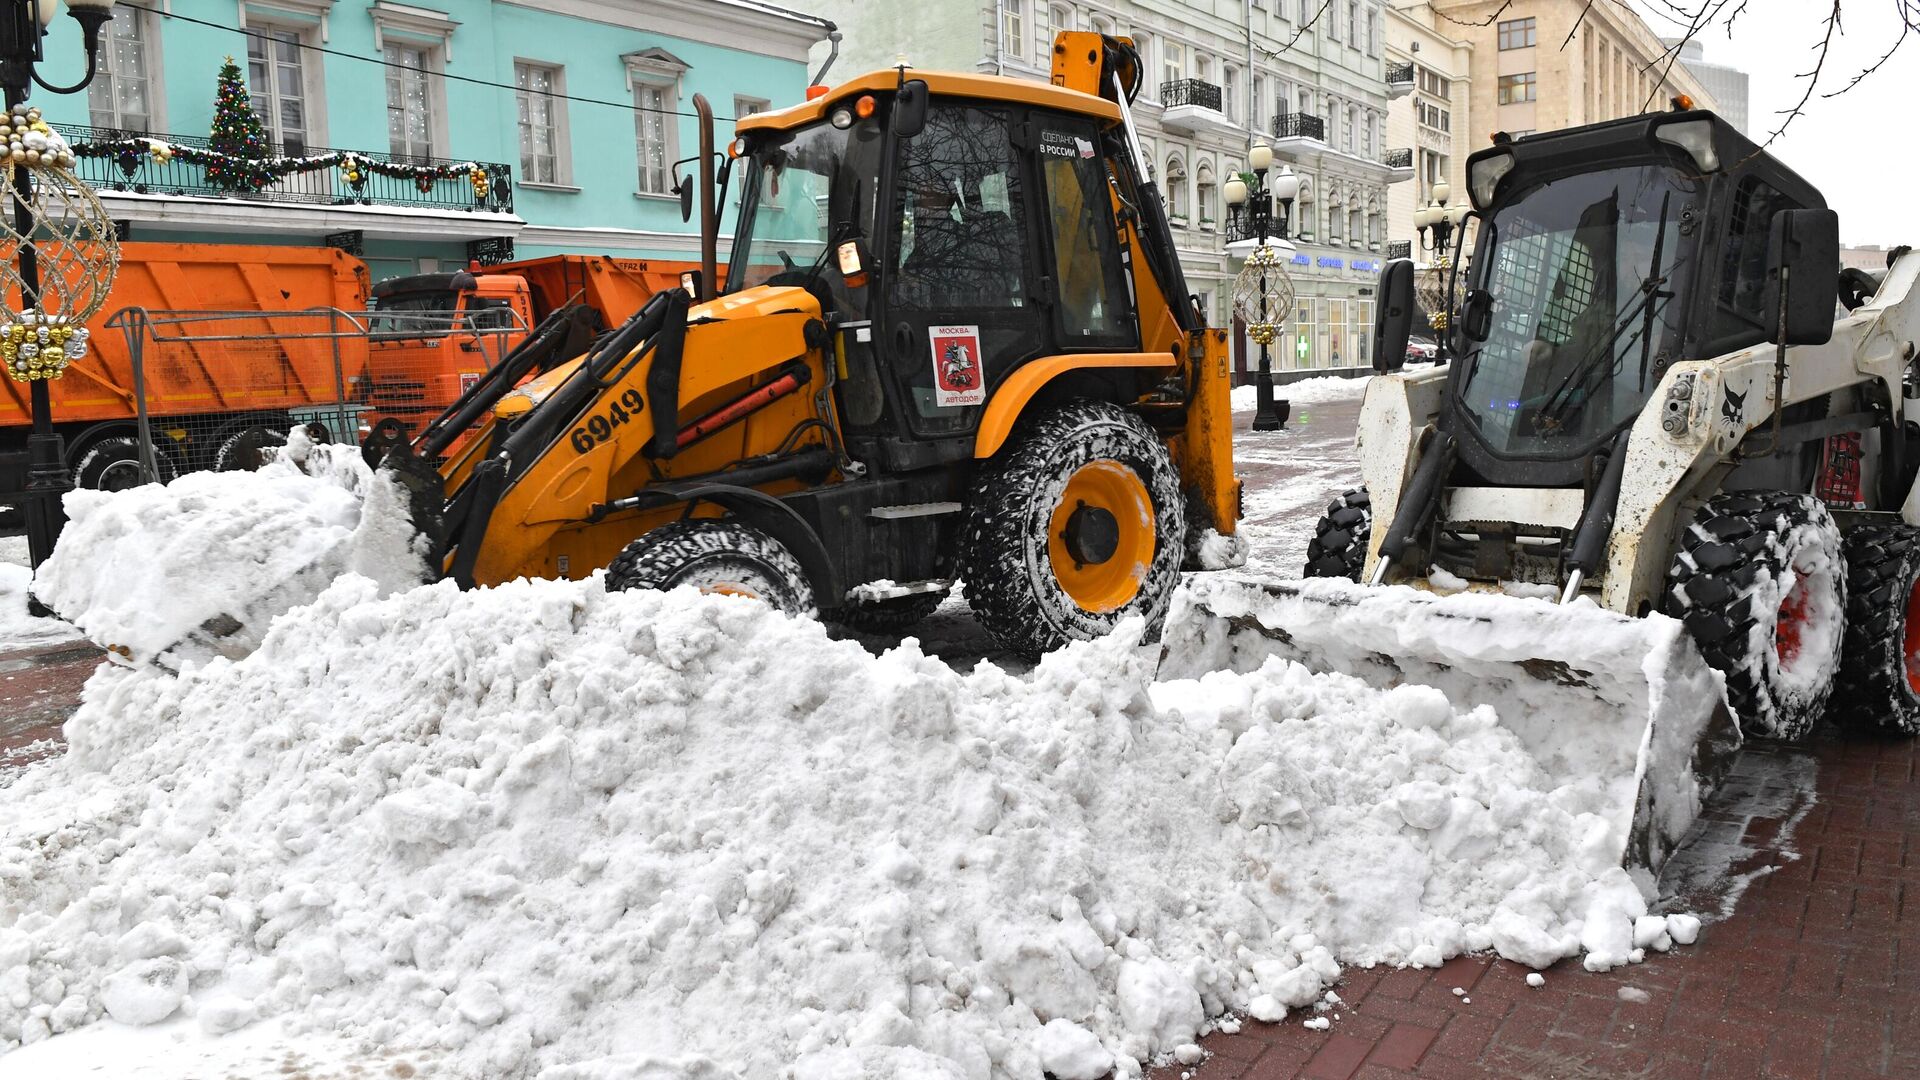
[1384,4,1472,270]
[1429,0,1718,143]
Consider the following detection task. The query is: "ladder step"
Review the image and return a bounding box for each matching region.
[868,501,962,519]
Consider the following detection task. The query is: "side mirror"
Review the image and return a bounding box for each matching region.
[1459,288,1494,344]
[678,269,702,297]
[895,80,929,138]
[449,270,478,293]
[1372,259,1415,373]
[1765,207,1839,346]
[675,177,694,223]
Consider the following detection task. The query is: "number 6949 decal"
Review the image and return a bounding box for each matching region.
[569,388,644,453]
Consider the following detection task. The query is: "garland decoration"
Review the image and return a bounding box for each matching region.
[70,135,503,202]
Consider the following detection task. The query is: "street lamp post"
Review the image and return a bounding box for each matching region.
[0,0,115,579]
[1224,142,1300,432]
[1413,180,1470,363]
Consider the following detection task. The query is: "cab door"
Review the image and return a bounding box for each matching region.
[880,102,1048,438]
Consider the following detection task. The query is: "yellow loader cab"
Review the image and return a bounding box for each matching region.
[379,33,1242,657]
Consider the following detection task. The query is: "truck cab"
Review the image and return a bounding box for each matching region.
[364,270,536,436]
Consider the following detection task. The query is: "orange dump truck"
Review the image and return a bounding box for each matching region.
[0,242,370,493]
[0,246,693,495]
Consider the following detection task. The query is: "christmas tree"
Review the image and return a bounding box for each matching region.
[206,55,272,193]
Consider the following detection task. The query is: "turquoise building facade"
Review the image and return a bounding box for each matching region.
[32,0,831,280]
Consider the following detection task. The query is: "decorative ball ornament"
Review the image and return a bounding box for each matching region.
[0,117,119,382]
[1231,243,1298,349]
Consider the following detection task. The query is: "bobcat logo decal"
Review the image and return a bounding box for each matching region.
[1722,386,1747,425]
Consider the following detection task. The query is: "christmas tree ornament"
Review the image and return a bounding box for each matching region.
[0,151,118,382]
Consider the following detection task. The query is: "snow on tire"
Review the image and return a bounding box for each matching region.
[1303,488,1371,581]
[605,518,816,617]
[73,436,174,491]
[1828,524,1920,733]
[961,399,1184,659]
[1666,491,1846,740]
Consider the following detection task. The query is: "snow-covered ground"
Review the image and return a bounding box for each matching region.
[2,377,1715,1079]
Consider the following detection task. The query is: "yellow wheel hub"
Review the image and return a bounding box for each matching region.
[1047,459,1155,613]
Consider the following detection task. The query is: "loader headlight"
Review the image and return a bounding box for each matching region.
[1652,118,1719,173]
[1467,150,1514,211]
[830,107,854,130]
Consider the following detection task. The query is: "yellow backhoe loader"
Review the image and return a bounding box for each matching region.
[352,32,1240,658]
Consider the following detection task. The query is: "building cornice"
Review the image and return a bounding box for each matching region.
[497,0,829,65]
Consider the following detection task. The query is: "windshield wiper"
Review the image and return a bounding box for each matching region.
[1537,194,1675,426]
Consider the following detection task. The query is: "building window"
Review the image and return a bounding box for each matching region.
[1165,155,1188,219]
[1345,104,1357,151]
[515,62,564,185]
[1162,41,1185,88]
[1222,64,1238,121]
[1497,72,1537,105]
[247,25,309,155]
[91,9,156,133]
[1347,2,1358,46]
[734,95,768,118]
[634,79,675,195]
[384,43,434,160]
[1196,161,1216,223]
[1365,9,1378,56]
[1043,5,1070,58]
[1001,0,1023,60]
[1498,17,1536,50]
[1299,0,1312,24]
[1251,73,1264,130]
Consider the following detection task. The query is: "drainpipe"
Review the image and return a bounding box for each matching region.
[810,22,841,86]
[994,0,1004,75]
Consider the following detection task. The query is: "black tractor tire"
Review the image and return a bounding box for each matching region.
[960,399,1185,659]
[825,589,949,634]
[1666,491,1847,740]
[605,518,815,616]
[72,436,175,491]
[214,425,282,472]
[1304,488,1372,581]
[1828,524,1920,733]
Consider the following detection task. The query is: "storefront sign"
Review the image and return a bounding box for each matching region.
[1350,259,1380,273]
[1317,256,1344,269]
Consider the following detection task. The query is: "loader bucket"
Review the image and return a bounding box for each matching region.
[1159,577,1741,885]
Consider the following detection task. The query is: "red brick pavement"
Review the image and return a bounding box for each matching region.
[1152,734,1918,1079]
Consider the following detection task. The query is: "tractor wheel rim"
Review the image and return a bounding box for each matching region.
[1903,576,1920,696]
[1775,576,1813,670]
[1047,459,1153,614]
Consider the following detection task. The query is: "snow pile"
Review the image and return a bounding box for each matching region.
[34,431,427,666]
[1229,374,1370,412]
[0,563,79,648]
[1,574,1702,1077]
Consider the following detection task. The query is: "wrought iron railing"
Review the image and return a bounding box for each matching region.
[1224,206,1296,246]
[67,126,515,214]
[1160,79,1223,111]
[1273,112,1325,141]
[1386,240,1412,260]
[1386,61,1415,85]
[1382,147,1414,169]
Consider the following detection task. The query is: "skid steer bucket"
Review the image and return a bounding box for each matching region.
[1159,577,1741,884]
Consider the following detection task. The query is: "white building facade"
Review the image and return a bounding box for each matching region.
[809,0,1410,376]
[1384,5,1472,274]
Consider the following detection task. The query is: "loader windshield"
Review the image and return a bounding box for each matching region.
[1456,164,1700,459]
[728,114,885,309]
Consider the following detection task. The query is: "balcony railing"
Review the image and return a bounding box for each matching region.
[68,126,515,214]
[1386,61,1415,85]
[1224,206,1296,246]
[1273,112,1326,142]
[1160,79,1223,111]
[1382,147,1414,169]
[1386,241,1412,260]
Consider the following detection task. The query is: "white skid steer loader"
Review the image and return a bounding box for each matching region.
[1171,106,1920,884]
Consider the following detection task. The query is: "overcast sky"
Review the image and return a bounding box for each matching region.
[1617,0,1918,247]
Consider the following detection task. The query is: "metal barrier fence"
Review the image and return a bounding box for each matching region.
[104,306,528,488]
